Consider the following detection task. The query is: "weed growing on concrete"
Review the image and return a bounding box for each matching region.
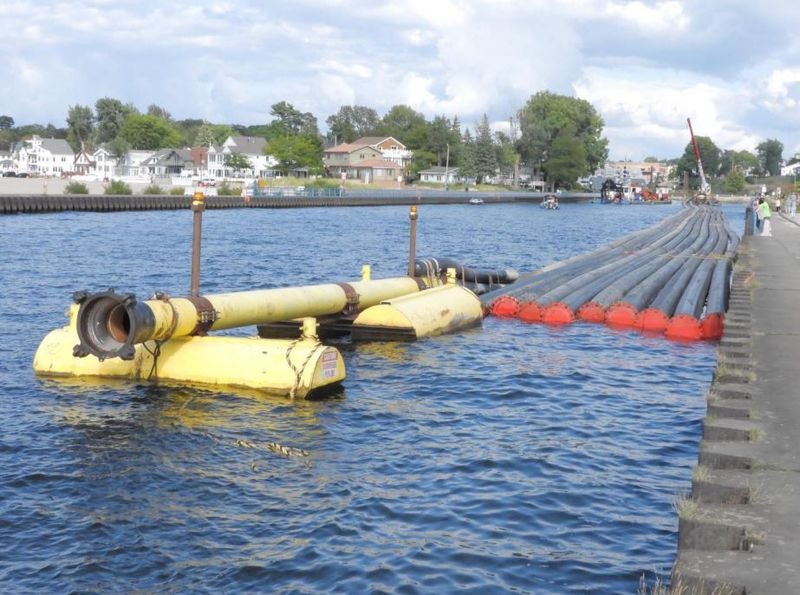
[693,466,710,482]
[674,494,698,520]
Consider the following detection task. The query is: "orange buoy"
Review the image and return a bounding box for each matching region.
[665,313,702,341]
[636,308,670,333]
[542,302,575,325]
[517,301,542,323]
[489,296,519,317]
[577,301,606,323]
[605,302,638,327]
[700,313,724,340]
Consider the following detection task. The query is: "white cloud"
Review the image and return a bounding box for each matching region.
[1,0,800,160]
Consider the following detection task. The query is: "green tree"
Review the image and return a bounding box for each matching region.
[66,104,94,151]
[674,136,721,189]
[459,130,477,182]
[107,137,131,162]
[719,149,759,176]
[267,101,319,139]
[517,91,608,181]
[378,105,427,149]
[474,114,498,183]
[146,104,172,120]
[724,168,747,193]
[119,114,182,150]
[225,152,251,175]
[95,97,138,144]
[542,128,587,189]
[409,150,436,177]
[644,156,660,163]
[757,139,783,176]
[494,130,518,180]
[326,105,380,143]
[0,115,13,130]
[194,123,218,147]
[266,135,322,175]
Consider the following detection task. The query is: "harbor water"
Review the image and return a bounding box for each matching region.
[1,202,737,592]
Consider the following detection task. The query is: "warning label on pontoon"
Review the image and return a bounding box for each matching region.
[322,350,338,378]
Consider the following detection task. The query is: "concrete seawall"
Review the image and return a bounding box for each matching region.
[672,212,800,593]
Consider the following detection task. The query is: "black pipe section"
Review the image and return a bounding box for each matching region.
[540,209,703,310]
[414,257,518,285]
[646,213,721,318]
[481,208,695,306]
[595,210,713,312]
[672,218,732,319]
[72,290,156,360]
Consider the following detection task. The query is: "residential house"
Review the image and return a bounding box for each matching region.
[114,149,155,178]
[0,151,14,173]
[73,146,95,175]
[141,149,193,177]
[780,161,800,177]
[418,166,461,185]
[13,136,75,176]
[218,135,278,177]
[351,136,413,169]
[92,147,116,180]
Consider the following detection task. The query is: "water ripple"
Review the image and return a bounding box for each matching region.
[0,203,722,593]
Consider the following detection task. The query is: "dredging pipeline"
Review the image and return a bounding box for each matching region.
[72,276,426,361]
[483,205,737,341]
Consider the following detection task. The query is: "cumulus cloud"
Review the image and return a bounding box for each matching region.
[2,0,800,160]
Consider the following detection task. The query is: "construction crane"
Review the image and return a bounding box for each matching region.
[686,118,711,198]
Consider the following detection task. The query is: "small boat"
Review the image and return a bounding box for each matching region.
[468,197,484,205]
[540,195,559,209]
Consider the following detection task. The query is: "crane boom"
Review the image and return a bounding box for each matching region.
[686,118,711,195]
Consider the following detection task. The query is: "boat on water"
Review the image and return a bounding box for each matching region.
[540,195,559,209]
[468,197,484,205]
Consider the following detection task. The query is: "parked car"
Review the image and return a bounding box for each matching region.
[2,171,17,177]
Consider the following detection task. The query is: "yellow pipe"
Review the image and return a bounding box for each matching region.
[35,306,345,398]
[353,285,483,339]
[73,276,428,360]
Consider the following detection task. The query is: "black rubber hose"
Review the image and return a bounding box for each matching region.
[540,207,703,306]
[582,209,711,310]
[480,208,694,305]
[646,213,721,317]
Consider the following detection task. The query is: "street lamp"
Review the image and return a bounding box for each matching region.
[444,143,450,191]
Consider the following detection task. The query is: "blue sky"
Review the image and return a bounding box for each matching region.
[3,0,799,161]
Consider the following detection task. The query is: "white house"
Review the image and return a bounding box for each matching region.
[219,136,278,177]
[92,147,117,180]
[780,161,800,177]
[115,149,155,178]
[14,136,75,176]
[419,166,460,185]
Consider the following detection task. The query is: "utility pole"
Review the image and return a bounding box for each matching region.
[444,143,450,191]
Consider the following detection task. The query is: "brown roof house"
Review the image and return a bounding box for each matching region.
[323,141,405,184]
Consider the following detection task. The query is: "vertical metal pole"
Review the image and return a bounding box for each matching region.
[190,191,205,297]
[444,143,450,191]
[408,205,418,277]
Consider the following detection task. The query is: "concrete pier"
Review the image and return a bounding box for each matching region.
[672,213,800,593]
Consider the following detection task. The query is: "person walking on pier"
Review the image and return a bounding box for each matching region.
[757,198,772,237]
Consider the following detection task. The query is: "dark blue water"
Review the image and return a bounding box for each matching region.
[1,202,726,593]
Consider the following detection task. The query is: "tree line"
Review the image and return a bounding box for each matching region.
[1,97,796,190]
[0,93,609,187]
[671,136,792,194]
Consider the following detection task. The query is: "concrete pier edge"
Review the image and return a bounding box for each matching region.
[671,212,800,594]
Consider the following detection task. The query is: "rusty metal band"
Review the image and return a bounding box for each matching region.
[336,282,361,315]
[411,277,427,290]
[186,295,217,336]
